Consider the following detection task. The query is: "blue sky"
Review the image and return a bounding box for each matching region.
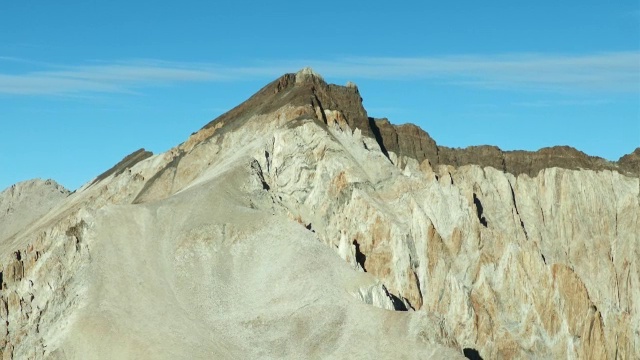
[1,1,638,190]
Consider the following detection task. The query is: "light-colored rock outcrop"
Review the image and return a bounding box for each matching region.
[0,103,462,358]
[0,70,637,359]
[0,179,70,243]
[249,113,639,359]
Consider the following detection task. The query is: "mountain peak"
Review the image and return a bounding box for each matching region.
[295,67,324,84]
[193,69,370,149]
[192,72,638,177]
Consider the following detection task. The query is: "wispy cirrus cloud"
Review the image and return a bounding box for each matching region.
[512,98,616,108]
[0,59,229,95]
[308,52,640,92]
[0,52,638,95]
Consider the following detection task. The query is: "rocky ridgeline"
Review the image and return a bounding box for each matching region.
[0,69,638,359]
[371,119,639,177]
[197,66,639,177]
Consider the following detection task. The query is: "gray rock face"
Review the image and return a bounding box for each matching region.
[618,147,640,174]
[0,179,70,243]
[90,148,153,186]
[0,70,637,359]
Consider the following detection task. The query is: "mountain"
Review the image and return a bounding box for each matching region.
[0,179,70,243]
[1,68,638,359]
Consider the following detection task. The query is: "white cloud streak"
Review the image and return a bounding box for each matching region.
[513,99,614,107]
[308,52,640,92]
[0,52,637,95]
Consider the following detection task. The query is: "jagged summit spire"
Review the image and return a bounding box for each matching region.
[295,67,325,84]
[293,68,359,90]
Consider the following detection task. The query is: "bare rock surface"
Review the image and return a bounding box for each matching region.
[0,179,70,242]
[0,70,637,359]
[371,117,638,177]
[618,147,640,174]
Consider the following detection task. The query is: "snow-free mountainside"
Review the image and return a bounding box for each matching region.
[1,69,638,359]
